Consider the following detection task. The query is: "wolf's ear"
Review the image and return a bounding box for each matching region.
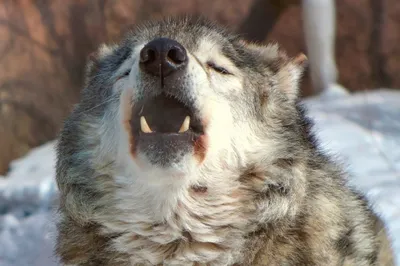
[275,52,308,102]
[243,41,308,102]
[84,44,118,85]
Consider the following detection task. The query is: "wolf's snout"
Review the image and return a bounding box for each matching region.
[139,38,187,77]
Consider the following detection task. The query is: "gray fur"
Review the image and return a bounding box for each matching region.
[54,17,394,265]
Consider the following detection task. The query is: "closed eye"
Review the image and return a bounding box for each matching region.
[118,69,130,80]
[206,62,232,75]
[122,69,131,77]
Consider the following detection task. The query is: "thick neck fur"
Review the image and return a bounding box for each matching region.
[94,168,250,264]
[86,149,308,266]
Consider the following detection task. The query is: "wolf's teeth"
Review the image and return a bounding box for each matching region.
[178,116,190,133]
[140,116,152,133]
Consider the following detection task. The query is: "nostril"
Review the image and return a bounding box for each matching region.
[140,47,156,63]
[167,47,186,65]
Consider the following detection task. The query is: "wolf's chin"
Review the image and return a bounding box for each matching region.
[132,151,197,185]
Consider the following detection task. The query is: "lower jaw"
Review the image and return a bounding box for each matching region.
[134,133,198,167]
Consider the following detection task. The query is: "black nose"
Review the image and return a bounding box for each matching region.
[139,38,188,77]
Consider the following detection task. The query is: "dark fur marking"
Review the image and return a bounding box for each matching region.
[274,158,295,168]
[190,185,208,194]
[260,90,269,107]
[182,229,193,242]
[335,226,355,257]
[366,250,379,265]
[290,213,316,266]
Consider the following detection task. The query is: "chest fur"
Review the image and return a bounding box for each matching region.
[97,186,259,265]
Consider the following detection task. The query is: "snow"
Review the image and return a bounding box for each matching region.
[304,89,400,264]
[0,89,399,265]
[0,142,59,266]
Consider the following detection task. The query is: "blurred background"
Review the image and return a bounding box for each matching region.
[0,1,399,265]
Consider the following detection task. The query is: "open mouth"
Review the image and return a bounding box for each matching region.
[129,94,206,165]
[131,94,204,136]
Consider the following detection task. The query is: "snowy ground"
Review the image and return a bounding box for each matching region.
[0,89,399,265]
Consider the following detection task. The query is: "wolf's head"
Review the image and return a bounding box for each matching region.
[57,17,309,216]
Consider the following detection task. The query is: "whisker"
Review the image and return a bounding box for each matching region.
[77,96,118,116]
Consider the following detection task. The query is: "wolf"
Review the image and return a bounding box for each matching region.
[54,17,395,265]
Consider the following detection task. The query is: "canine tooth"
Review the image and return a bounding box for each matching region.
[140,116,152,133]
[178,116,190,133]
